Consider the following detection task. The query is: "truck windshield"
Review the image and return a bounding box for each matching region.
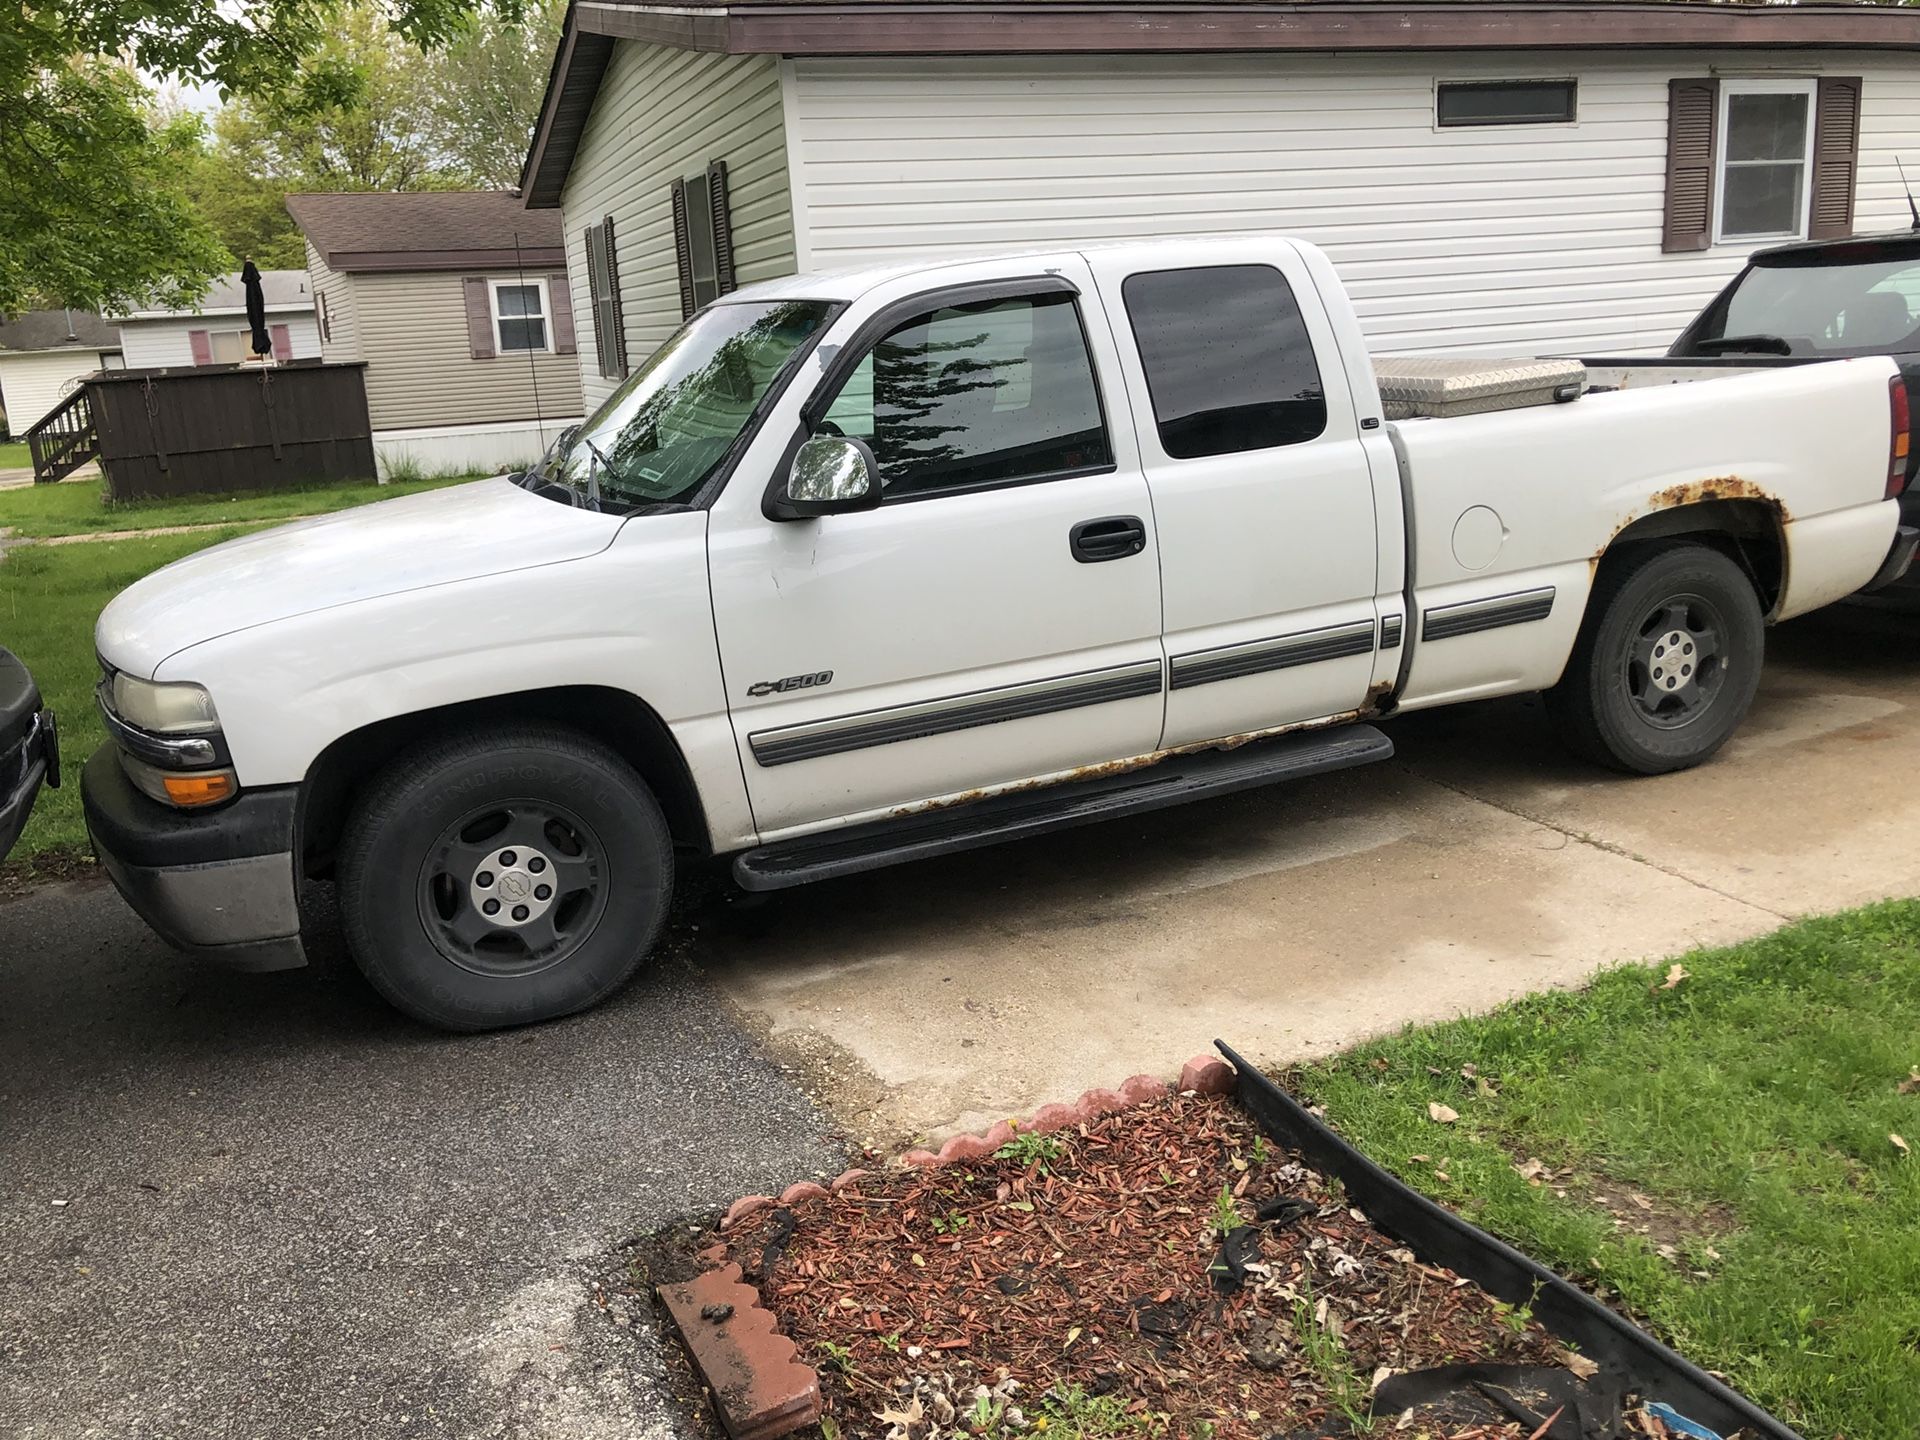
[1689,254,1920,357]
[531,299,835,512]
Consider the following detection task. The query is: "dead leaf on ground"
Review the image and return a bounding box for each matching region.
[1893,1133,1911,1157]
[1657,964,1690,991]
[1513,1158,1549,1183]
[1561,1351,1600,1381]
[1897,1068,1920,1096]
[1427,1103,1459,1125]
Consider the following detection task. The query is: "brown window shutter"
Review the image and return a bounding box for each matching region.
[269,323,292,361]
[317,292,331,342]
[548,272,576,356]
[707,159,736,295]
[462,276,496,359]
[188,329,212,365]
[671,180,696,320]
[1663,78,1720,253]
[602,215,628,377]
[1810,77,1863,242]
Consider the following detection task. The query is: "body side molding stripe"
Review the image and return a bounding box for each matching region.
[1421,586,1557,642]
[1169,619,1376,692]
[749,659,1164,767]
[1379,614,1404,650]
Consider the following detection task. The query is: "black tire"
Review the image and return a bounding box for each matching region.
[336,724,672,1031]
[1546,541,1765,775]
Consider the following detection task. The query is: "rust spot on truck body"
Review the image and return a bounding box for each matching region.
[1647,475,1783,517]
[1591,475,1788,571]
[886,699,1387,820]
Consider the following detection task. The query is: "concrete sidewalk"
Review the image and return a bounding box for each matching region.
[703,602,1920,1143]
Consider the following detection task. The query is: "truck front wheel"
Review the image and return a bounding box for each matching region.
[1547,541,1764,775]
[336,724,673,1031]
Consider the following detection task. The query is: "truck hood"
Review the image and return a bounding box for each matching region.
[98,478,626,677]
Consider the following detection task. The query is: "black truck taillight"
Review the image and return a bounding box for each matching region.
[1891,375,1911,499]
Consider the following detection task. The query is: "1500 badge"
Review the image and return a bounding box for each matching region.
[747,670,834,698]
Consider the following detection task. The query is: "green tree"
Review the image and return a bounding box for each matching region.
[0,0,510,313]
[420,0,566,189]
[0,59,228,314]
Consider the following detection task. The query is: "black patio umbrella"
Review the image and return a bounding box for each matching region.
[241,261,271,360]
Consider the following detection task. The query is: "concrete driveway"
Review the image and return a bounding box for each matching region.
[703,602,1920,1143]
[0,885,843,1439]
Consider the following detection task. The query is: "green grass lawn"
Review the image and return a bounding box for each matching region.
[2,530,252,866]
[0,440,29,470]
[1292,903,1920,1440]
[0,472,477,539]
[0,471,488,871]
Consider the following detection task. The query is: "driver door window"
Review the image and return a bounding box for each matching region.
[818,293,1113,501]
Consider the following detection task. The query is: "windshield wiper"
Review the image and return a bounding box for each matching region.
[1692,334,1794,356]
[578,434,616,512]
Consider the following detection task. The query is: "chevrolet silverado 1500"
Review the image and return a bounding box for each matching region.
[82,237,1913,1029]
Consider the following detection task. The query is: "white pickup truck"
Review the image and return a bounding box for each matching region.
[84,237,1914,1030]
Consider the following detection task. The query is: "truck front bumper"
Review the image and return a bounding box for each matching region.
[81,745,307,972]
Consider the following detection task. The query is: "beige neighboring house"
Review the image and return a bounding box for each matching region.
[0,310,121,436]
[111,270,322,369]
[286,191,584,476]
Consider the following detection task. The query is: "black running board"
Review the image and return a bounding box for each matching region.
[732,723,1393,891]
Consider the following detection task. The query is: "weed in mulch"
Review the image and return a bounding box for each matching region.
[720,1094,1579,1440]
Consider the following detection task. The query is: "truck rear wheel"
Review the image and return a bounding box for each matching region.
[1547,541,1764,775]
[336,724,672,1031]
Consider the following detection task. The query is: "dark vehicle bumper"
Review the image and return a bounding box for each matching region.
[0,709,58,863]
[81,745,307,971]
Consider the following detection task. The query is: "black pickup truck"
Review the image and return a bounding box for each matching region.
[1661,230,1920,602]
[0,648,58,861]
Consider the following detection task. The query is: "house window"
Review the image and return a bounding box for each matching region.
[684,172,720,309]
[585,217,627,380]
[490,277,551,353]
[671,161,737,320]
[1716,79,1817,242]
[208,329,254,364]
[1436,79,1577,127]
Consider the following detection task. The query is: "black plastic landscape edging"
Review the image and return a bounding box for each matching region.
[1219,1041,1803,1440]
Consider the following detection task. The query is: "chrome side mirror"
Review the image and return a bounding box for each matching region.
[774,435,882,518]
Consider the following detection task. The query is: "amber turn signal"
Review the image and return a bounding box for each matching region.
[162,773,235,807]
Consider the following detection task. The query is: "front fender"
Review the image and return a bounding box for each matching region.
[155,513,760,854]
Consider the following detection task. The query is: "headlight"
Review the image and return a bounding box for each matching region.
[111,674,220,735]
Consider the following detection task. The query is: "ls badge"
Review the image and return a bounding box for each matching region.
[747,670,834,698]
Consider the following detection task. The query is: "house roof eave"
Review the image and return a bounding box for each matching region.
[520,0,1920,206]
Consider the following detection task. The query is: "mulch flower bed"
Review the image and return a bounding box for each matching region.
[718,1092,1587,1440]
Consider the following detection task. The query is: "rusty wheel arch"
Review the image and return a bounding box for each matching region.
[1594,489,1787,616]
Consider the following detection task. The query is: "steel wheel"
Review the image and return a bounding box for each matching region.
[417,799,609,978]
[1623,594,1728,729]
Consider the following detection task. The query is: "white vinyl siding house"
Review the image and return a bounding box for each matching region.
[558,45,795,412]
[0,349,112,432]
[0,310,122,434]
[115,313,322,370]
[780,50,1920,357]
[112,270,322,369]
[525,3,1920,390]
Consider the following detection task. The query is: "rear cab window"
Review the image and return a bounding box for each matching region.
[817,291,1113,501]
[1121,264,1329,459]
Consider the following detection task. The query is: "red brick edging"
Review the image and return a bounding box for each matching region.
[669,1053,1236,1440]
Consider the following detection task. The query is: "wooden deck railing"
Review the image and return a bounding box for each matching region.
[26,387,99,484]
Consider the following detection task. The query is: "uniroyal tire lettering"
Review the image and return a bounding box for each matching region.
[747,670,834,698]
